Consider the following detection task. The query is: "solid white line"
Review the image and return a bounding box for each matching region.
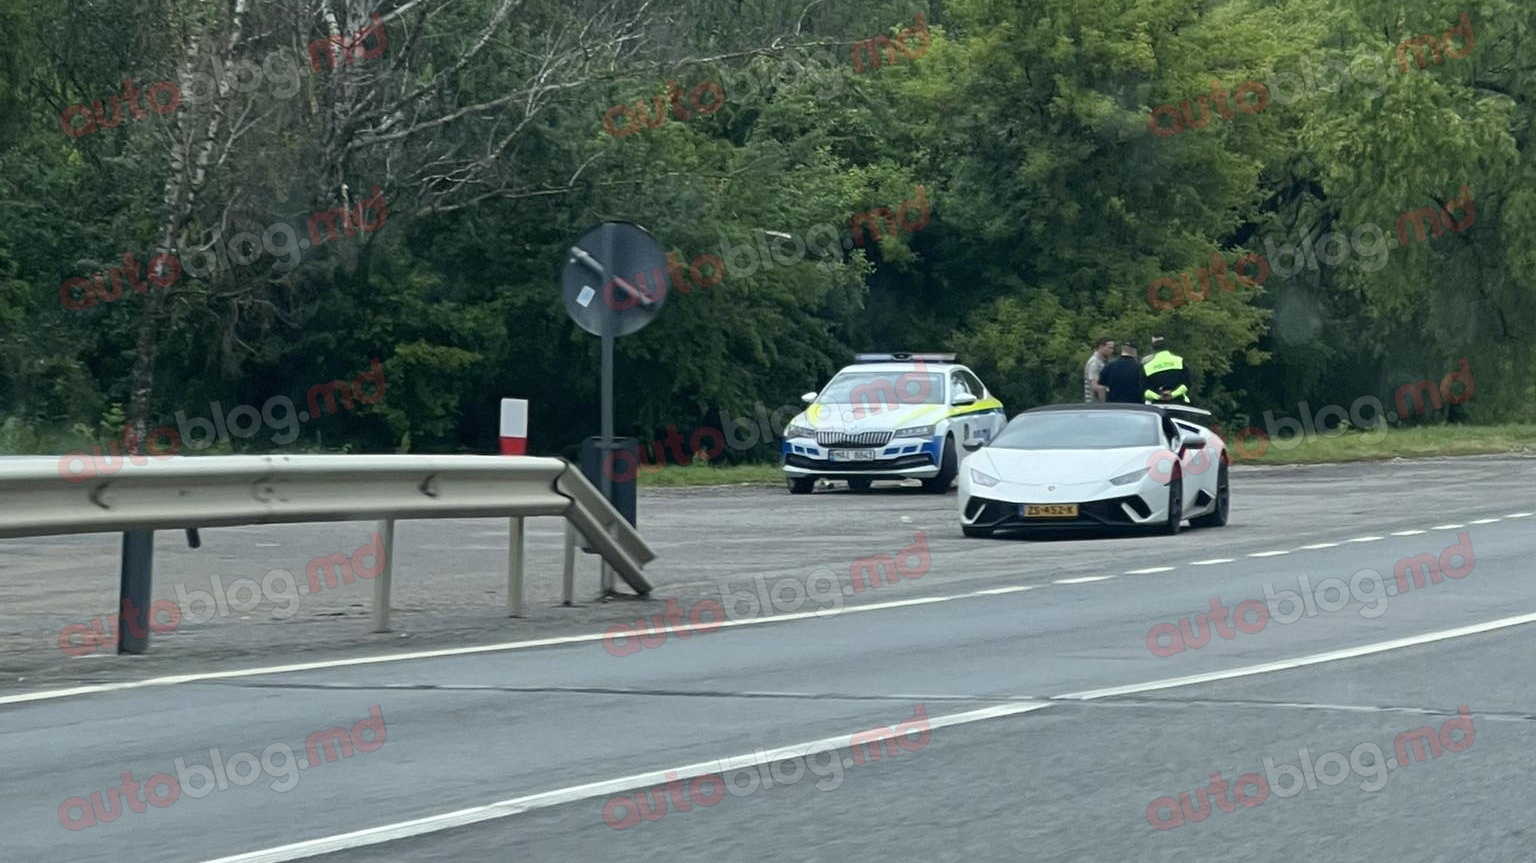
[1298,542,1340,549]
[1247,551,1289,558]
[1469,518,1501,525]
[1431,524,1465,530]
[1346,536,1385,543]
[0,582,1040,706]
[1189,558,1235,566]
[1125,566,1175,575]
[1056,609,1536,700]
[1391,530,1428,536]
[1054,576,1115,585]
[192,701,1054,863]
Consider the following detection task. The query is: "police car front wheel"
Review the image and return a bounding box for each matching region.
[921,436,958,494]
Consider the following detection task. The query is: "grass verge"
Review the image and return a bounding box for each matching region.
[1233,424,1536,466]
[635,425,1536,487]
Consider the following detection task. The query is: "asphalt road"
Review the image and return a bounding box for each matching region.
[2,455,1534,862]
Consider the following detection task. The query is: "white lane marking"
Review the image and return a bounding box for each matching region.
[191,701,1054,863]
[1189,558,1235,566]
[1056,610,1536,701]
[0,583,1037,706]
[1054,576,1115,585]
[1469,518,1501,525]
[1125,566,1175,575]
[1431,524,1465,530]
[973,586,1036,596]
[1391,530,1428,536]
[1248,551,1289,558]
[1299,542,1339,549]
[1346,536,1384,543]
[1508,512,1533,519]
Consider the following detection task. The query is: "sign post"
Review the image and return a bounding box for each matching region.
[561,222,667,598]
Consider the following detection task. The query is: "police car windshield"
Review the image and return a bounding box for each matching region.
[993,411,1162,449]
[817,371,946,407]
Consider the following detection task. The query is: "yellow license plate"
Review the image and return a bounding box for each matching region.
[1024,504,1079,518]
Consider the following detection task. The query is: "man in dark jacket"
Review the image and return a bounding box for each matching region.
[1098,341,1148,404]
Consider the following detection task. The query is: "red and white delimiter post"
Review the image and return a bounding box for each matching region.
[500,398,528,455]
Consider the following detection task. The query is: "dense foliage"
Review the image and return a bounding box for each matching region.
[0,0,1529,461]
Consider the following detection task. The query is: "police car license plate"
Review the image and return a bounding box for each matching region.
[1022,504,1078,518]
[830,449,878,462]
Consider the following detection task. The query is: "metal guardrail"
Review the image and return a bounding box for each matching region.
[0,454,654,653]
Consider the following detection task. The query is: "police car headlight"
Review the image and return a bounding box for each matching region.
[969,468,1000,487]
[1110,469,1148,486]
[784,424,814,439]
[894,424,936,438]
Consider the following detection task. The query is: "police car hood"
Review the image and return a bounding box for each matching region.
[795,402,947,433]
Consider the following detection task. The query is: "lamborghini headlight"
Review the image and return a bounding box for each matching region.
[1109,468,1148,486]
[969,468,1000,487]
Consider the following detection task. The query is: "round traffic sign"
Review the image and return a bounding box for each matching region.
[561,221,668,338]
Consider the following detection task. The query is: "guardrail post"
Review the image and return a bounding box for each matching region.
[562,522,577,606]
[117,530,154,654]
[372,519,395,633]
[508,516,525,617]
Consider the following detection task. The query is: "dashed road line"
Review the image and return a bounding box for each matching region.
[973,586,1037,596]
[1058,609,1536,700]
[1469,518,1501,525]
[1054,576,1116,585]
[1190,558,1235,566]
[1391,530,1428,536]
[1346,536,1385,543]
[1299,542,1340,550]
[1125,566,1175,575]
[1248,551,1289,558]
[191,701,1055,863]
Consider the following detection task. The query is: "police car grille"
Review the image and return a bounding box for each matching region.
[817,430,893,448]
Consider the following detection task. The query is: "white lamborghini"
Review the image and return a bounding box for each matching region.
[958,404,1230,537]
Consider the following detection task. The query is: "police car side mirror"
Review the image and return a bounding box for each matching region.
[951,392,978,406]
[801,391,818,404]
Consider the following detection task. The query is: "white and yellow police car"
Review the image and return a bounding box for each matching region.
[780,353,1007,494]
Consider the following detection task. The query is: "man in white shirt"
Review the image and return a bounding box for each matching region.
[1084,337,1114,402]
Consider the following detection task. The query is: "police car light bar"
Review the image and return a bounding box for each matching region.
[854,352,957,364]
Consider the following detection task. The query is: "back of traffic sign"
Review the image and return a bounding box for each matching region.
[561,221,667,338]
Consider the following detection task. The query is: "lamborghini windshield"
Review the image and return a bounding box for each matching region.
[992,411,1162,450]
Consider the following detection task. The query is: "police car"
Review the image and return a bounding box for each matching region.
[780,353,1007,494]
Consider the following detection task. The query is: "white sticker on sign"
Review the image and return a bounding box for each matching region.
[576,285,596,307]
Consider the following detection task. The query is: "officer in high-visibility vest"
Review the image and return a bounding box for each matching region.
[1142,335,1192,404]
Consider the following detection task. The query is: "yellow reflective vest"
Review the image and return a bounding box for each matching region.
[1142,350,1191,403]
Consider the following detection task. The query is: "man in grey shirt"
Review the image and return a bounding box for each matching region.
[1084,337,1114,402]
